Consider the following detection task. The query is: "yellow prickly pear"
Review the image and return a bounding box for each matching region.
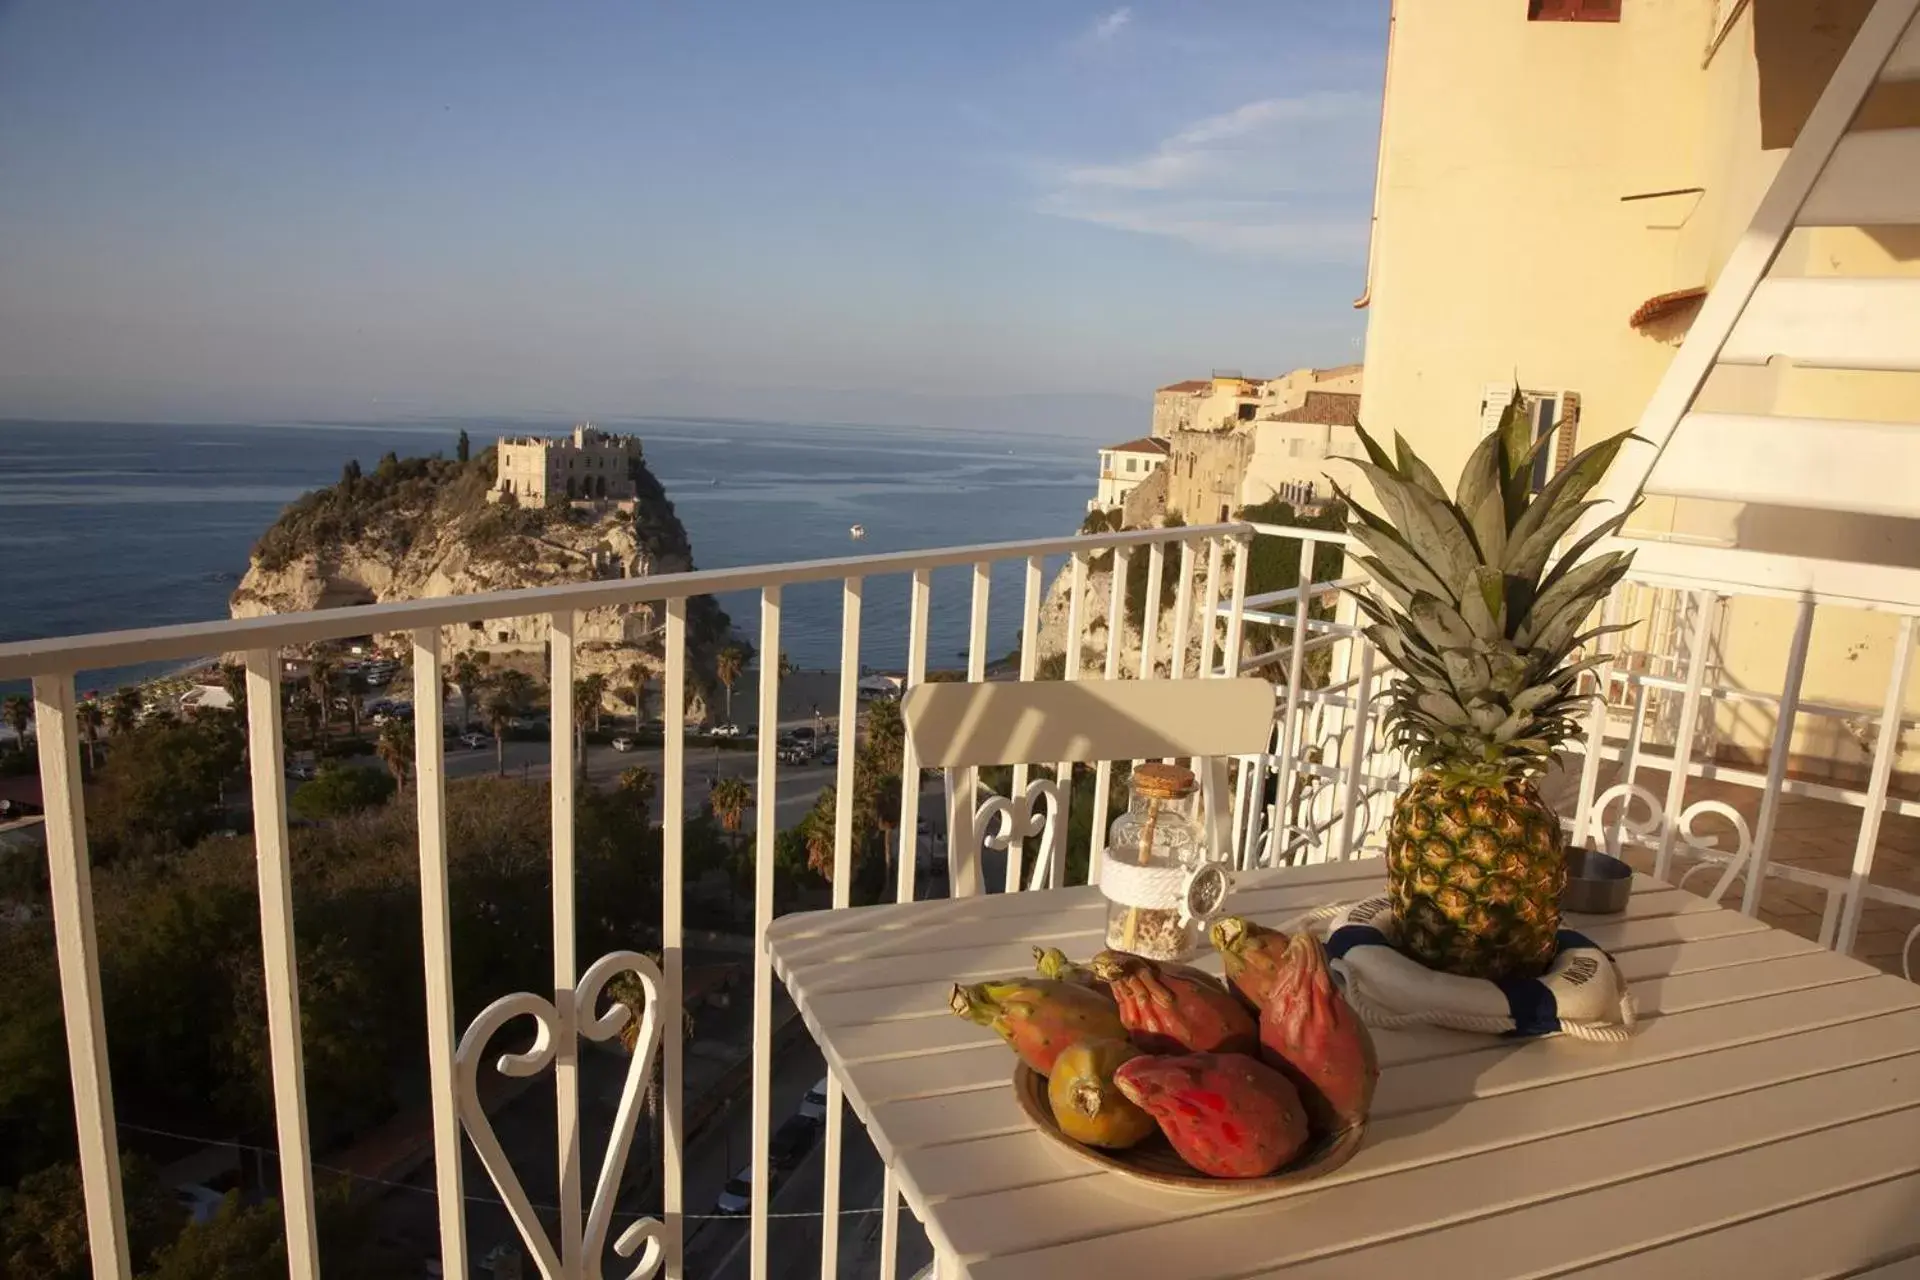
[1032,946,1108,995]
[1047,1038,1155,1149]
[948,977,1125,1076]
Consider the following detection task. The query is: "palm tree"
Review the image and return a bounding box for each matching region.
[2,695,31,756]
[308,653,337,735]
[802,786,839,881]
[108,686,141,737]
[482,693,516,777]
[377,721,415,796]
[495,668,535,714]
[709,774,753,911]
[220,662,247,717]
[75,700,105,773]
[618,765,656,827]
[714,646,747,726]
[450,654,483,732]
[872,774,903,878]
[342,669,369,739]
[864,698,905,775]
[572,674,608,781]
[628,661,650,733]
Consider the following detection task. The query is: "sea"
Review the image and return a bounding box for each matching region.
[0,417,1096,695]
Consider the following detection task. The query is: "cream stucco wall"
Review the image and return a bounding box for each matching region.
[1358,0,1920,777]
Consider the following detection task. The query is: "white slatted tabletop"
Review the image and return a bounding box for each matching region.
[766,857,1920,1278]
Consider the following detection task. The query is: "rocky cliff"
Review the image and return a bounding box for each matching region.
[230,446,730,681]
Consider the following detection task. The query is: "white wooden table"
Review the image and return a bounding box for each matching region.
[767,857,1920,1279]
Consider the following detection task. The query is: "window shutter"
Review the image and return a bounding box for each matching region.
[1480,383,1517,437]
[1552,392,1583,476]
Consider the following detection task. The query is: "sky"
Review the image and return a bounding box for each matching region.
[0,0,1387,433]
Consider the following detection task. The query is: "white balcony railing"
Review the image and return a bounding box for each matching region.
[3,518,1917,1280]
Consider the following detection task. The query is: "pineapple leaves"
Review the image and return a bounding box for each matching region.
[1347,456,1478,604]
[1495,386,1534,524]
[1394,432,1449,503]
[1336,398,1642,778]
[1455,429,1509,566]
[1520,553,1636,656]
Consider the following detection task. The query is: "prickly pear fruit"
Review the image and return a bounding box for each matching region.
[1048,1038,1155,1149]
[1257,932,1378,1133]
[1033,946,1108,996]
[948,977,1125,1077]
[1210,916,1292,1012]
[1112,1052,1310,1178]
[1090,950,1257,1056]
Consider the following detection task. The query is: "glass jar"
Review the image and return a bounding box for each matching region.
[1102,763,1204,960]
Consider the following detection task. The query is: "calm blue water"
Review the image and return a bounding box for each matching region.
[0,417,1095,692]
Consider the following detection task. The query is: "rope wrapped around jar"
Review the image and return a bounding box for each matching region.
[1098,763,1233,960]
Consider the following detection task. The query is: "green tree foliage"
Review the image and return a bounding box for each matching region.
[88,716,243,860]
[456,429,471,463]
[714,647,747,724]
[108,687,142,736]
[375,722,414,795]
[1233,498,1348,680]
[288,763,395,820]
[449,653,483,732]
[0,1156,180,1280]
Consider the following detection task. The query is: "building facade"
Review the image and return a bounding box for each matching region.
[1241,389,1365,510]
[1357,0,1920,774]
[1091,437,1171,512]
[491,424,644,505]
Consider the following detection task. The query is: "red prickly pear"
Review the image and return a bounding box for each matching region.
[1257,932,1378,1133]
[948,977,1125,1077]
[1112,1052,1310,1179]
[1032,946,1109,996]
[1048,1038,1155,1149]
[1210,916,1292,1012]
[1089,950,1257,1056]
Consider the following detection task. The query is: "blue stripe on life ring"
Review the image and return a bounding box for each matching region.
[1326,924,1389,961]
[1495,973,1562,1037]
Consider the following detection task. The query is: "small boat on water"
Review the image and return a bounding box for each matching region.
[849,524,866,540]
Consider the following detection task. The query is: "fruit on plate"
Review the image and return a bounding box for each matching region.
[1209,917,1293,1011]
[1257,933,1379,1134]
[1112,1052,1311,1179]
[1336,405,1635,978]
[1090,950,1257,1056]
[949,977,1125,1076]
[1032,946,1108,995]
[1047,1038,1156,1149]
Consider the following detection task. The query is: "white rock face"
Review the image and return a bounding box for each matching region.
[228,455,716,685]
[1031,551,1229,678]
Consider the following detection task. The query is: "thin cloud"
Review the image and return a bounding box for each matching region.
[1087,7,1133,42]
[1040,92,1379,260]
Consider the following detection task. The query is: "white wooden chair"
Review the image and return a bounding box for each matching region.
[900,677,1278,898]
[1572,0,1920,955]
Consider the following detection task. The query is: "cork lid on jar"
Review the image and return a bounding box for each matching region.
[1130,762,1198,799]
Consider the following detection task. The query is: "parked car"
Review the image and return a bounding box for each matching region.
[286,761,317,781]
[610,735,636,752]
[711,723,742,739]
[778,743,810,765]
[819,745,838,767]
[713,1168,752,1216]
[797,1077,830,1123]
[458,732,489,750]
[770,1114,819,1170]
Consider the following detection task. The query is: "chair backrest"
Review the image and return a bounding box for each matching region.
[901,678,1277,897]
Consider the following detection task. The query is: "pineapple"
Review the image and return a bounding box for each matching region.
[1334,391,1637,979]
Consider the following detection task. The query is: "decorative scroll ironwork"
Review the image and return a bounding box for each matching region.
[455,950,668,1280]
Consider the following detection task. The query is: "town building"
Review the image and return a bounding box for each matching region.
[1241,389,1365,510]
[1356,0,1920,777]
[1149,373,1268,438]
[1158,365,1366,523]
[489,424,644,505]
[1089,437,1170,513]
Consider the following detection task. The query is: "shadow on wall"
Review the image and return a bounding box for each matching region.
[1737,506,1920,571]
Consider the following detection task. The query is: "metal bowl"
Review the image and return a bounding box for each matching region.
[1562,847,1634,915]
